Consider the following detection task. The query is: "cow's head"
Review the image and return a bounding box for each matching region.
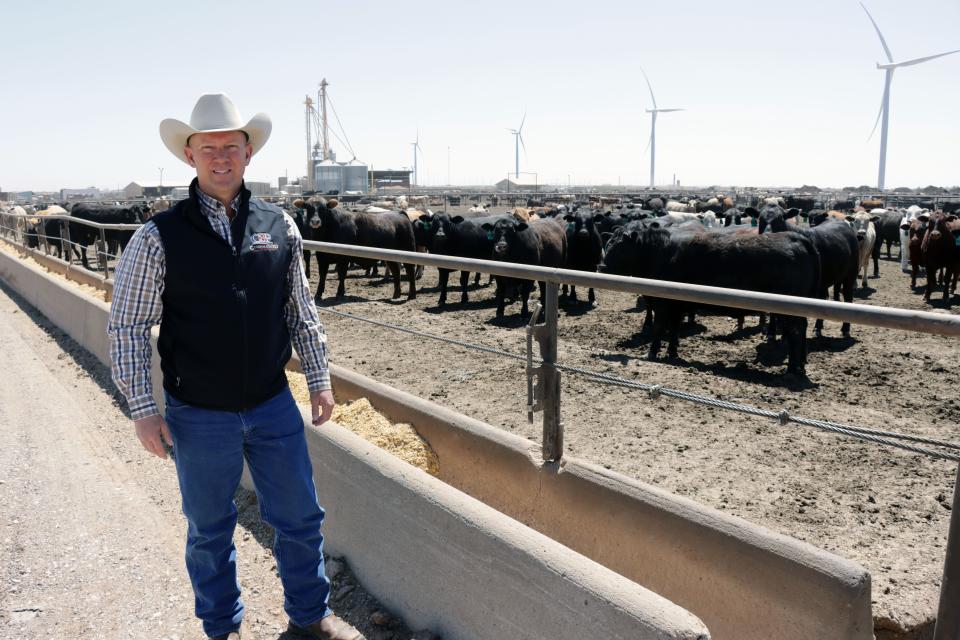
[563,211,603,240]
[845,212,878,242]
[756,204,800,234]
[483,217,527,257]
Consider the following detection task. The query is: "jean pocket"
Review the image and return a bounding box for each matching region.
[164,391,188,409]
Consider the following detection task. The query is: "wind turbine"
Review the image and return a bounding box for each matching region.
[640,67,685,189]
[861,3,960,190]
[410,130,423,187]
[507,112,526,178]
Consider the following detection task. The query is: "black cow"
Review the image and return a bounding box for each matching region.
[68,204,148,270]
[785,195,817,213]
[758,204,859,338]
[299,197,416,301]
[426,213,510,306]
[561,210,604,306]
[722,207,748,227]
[831,199,857,213]
[483,217,567,319]
[600,221,820,375]
[286,204,320,279]
[872,209,905,262]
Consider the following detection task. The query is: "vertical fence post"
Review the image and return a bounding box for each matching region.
[934,463,960,640]
[61,221,72,267]
[540,282,562,461]
[98,228,110,281]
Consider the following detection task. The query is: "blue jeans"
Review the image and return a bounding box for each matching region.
[165,386,332,638]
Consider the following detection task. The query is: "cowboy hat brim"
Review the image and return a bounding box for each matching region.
[159,112,272,165]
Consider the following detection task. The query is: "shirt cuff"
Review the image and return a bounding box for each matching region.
[305,369,332,393]
[128,394,160,420]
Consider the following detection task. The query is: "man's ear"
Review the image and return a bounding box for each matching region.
[244,143,253,165]
[183,146,197,168]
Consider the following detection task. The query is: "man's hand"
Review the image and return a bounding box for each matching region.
[311,389,335,426]
[134,414,173,459]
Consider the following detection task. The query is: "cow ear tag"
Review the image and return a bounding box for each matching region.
[955,236,960,247]
[750,218,758,227]
[487,231,494,240]
[567,222,575,231]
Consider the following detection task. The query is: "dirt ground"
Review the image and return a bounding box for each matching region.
[306,238,959,638]
[0,280,435,640]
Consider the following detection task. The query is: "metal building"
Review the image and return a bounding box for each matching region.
[313,157,369,194]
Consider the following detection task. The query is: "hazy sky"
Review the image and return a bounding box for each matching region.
[2,0,958,192]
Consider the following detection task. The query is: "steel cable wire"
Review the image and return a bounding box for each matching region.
[316,305,960,462]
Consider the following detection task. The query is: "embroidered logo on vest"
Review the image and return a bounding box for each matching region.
[250,232,279,251]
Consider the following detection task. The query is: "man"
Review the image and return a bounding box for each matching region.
[108,93,364,640]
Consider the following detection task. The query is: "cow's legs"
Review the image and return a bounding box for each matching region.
[494,277,506,319]
[520,281,535,319]
[336,261,348,298]
[314,261,329,301]
[404,263,416,300]
[438,268,451,306]
[640,296,654,335]
[303,250,312,280]
[385,261,402,298]
[588,287,596,306]
[459,270,471,304]
[924,260,935,301]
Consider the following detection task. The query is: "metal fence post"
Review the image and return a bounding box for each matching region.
[61,221,72,266]
[98,228,109,280]
[540,282,562,461]
[934,463,960,640]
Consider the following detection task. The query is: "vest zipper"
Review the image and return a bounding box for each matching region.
[233,246,249,408]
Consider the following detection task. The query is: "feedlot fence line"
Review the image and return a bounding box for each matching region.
[316,305,960,464]
[300,240,960,338]
[4,214,960,638]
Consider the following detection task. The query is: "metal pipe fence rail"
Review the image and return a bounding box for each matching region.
[2,214,959,637]
[0,213,134,283]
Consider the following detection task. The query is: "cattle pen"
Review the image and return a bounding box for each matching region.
[1,213,960,639]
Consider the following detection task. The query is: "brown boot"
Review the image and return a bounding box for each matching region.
[288,613,365,640]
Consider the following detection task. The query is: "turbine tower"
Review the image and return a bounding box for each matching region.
[410,131,423,187]
[507,112,526,178]
[861,3,960,190]
[640,67,684,189]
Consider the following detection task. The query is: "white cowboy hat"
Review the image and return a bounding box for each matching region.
[159,93,272,164]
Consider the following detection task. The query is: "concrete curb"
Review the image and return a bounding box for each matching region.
[0,243,712,639]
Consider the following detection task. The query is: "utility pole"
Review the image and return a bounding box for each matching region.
[318,79,330,161]
[304,95,314,191]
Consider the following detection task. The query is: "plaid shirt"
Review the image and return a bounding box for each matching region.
[108,186,330,420]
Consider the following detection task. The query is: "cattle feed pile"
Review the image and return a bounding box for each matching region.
[287,371,440,476]
[0,238,107,301]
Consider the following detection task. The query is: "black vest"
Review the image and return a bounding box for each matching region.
[152,180,293,411]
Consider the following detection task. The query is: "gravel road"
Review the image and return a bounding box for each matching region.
[0,280,431,640]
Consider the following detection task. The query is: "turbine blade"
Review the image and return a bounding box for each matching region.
[860,3,894,63]
[888,49,960,68]
[639,65,657,109]
[519,110,526,132]
[643,130,653,153]
[519,132,527,156]
[657,108,685,113]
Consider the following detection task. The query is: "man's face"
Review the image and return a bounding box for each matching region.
[183,130,252,198]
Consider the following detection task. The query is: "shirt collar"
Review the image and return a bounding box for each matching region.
[196,184,242,218]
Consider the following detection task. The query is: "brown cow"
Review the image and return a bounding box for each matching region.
[921,212,960,304]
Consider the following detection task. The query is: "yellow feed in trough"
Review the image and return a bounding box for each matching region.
[287,371,440,477]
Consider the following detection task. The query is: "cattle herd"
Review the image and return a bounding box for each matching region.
[2,192,958,380]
